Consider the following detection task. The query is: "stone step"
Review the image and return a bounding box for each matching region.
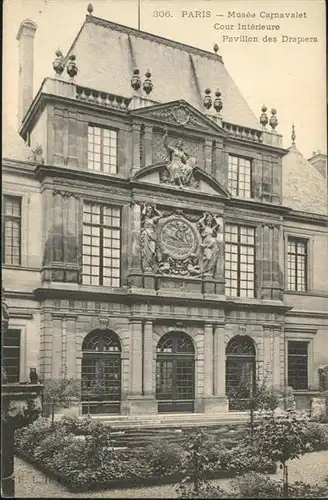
[89,412,249,429]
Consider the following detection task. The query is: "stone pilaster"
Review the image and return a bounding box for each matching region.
[204,139,213,175]
[252,157,262,200]
[273,329,282,389]
[131,122,141,176]
[122,319,157,414]
[129,319,143,396]
[143,320,154,396]
[203,324,228,412]
[66,316,77,379]
[213,140,223,179]
[203,323,213,397]
[261,223,272,299]
[128,202,143,288]
[144,125,153,166]
[217,144,229,189]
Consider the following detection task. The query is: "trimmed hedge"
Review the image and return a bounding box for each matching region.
[15,417,277,492]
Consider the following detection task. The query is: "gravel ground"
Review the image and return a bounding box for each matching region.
[14,451,328,498]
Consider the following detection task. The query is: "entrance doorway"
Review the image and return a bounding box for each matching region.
[156,332,195,413]
[81,329,121,414]
[226,335,256,411]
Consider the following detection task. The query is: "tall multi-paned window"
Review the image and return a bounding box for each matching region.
[88,125,117,174]
[228,155,252,198]
[288,341,308,390]
[287,238,308,291]
[82,202,121,287]
[2,195,22,265]
[225,224,255,298]
[2,329,21,383]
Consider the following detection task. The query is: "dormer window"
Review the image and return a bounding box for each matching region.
[228,155,252,198]
[88,125,117,174]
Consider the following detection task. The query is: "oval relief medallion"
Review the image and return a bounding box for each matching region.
[159,218,198,260]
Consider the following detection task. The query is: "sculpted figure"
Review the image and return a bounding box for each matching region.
[197,213,221,277]
[140,203,162,272]
[163,128,197,188]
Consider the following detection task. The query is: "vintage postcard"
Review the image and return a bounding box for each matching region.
[2,0,327,498]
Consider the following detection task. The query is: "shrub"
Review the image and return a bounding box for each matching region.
[33,430,76,461]
[305,422,328,451]
[143,437,184,477]
[231,473,328,499]
[59,415,95,435]
[176,430,217,498]
[251,411,314,495]
[15,417,53,452]
[222,444,276,473]
[232,473,283,498]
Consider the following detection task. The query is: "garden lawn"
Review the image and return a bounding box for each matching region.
[15,451,328,498]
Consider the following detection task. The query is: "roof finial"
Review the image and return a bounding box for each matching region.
[203,88,212,109]
[213,43,219,55]
[143,70,153,95]
[291,123,296,145]
[87,3,93,15]
[260,105,268,128]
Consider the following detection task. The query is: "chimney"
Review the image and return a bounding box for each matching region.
[308,151,327,179]
[16,19,37,128]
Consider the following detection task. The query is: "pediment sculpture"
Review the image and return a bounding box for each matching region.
[160,127,199,189]
[29,144,45,164]
[140,205,221,278]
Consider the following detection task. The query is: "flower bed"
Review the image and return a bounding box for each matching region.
[14,417,277,492]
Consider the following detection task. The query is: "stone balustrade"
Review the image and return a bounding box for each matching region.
[222,122,263,143]
[76,85,131,110]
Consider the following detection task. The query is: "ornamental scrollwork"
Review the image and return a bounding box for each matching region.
[140,207,221,278]
[160,128,199,189]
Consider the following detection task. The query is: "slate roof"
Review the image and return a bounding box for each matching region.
[2,117,33,162]
[282,144,327,216]
[66,15,260,130]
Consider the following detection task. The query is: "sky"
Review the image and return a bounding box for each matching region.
[3,0,327,159]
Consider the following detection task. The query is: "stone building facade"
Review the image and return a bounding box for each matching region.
[2,11,328,416]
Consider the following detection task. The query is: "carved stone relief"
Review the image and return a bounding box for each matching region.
[159,128,199,189]
[140,204,221,278]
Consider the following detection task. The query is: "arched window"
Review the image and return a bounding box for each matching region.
[156,332,195,413]
[226,335,256,411]
[82,330,121,414]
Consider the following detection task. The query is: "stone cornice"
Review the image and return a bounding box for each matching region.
[286,310,328,319]
[2,159,37,176]
[33,285,292,314]
[285,210,328,227]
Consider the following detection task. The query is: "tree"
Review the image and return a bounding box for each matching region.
[42,377,80,425]
[251,411,314,497]
[81,376,108,416]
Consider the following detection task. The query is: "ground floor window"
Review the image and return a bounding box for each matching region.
[288,340,308,390]
[2,329,20,382]
[156,331,195,413]
[226,335,256,410]
[81,329,121,414]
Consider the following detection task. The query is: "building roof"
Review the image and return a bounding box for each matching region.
[2,116,33,162]
[66,15,260,130]
[282,144,327,216]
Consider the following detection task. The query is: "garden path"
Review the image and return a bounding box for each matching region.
[15,451,328,498]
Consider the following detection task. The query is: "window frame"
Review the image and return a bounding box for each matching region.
[286,235,310,292]
[2,195,22,266]
[87,124,118,175]
[82,201,121,287]
[287,340,309,390]
[228,154,252,199]
[225,223,256,298]
[2,328,21,383]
